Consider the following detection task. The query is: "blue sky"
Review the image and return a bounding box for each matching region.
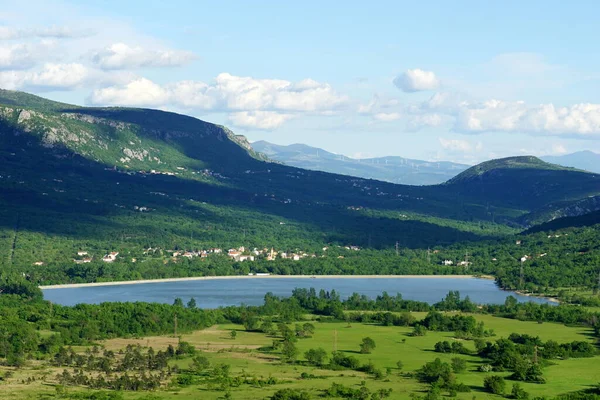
[1,0,599,164]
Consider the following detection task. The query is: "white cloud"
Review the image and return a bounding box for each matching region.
[551,143,568,154]
[405,92,600,137]
[89,73,348,128]
[439,137,483,153]
[406,113,444,130]
[88,77,169,106]
[454,100,600,136]
[0,41,57,70]
[228,111,294,130]
[91,73,348,112]
[0,26,90,40]
[373,112,401,121]
[0,63,90,91]
[394,69,440,92]
[91,43,196,69]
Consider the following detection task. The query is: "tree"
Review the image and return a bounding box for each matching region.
[417,358,455,387]
[271,388,311,400]
[451,357,467,373]
[412,325,427,336]
[304,348,327,366]
[187,297,197,309]
[396,360,404,371]
[173,298,184,307]
[281,340,299,363]
[230,330,237,340]
[484,375,506,395]
[190,355,210,372]
[360,337,376,354]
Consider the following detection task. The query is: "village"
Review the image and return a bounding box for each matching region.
[66,245,363,265]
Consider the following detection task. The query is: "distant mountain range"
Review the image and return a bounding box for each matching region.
[252,141,600,184]
[540,151,600,174]
[251,141,469,185]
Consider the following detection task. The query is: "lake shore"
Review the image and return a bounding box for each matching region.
[40,274,493,290]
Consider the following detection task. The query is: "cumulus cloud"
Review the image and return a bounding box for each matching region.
[228,111,294,130]
[87,77,169,106]
[0,41,57,70]
[0,63,90,91]
[406,92,600,137]
[91,43,196,69]
[394,69,440,92]
[91,73,347,111]
[89,73,348,129]
[439,137,483,153]
[453,100,600,136]
[373,112,401,121]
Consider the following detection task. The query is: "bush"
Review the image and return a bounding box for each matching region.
[484,375,506,395]
[305,347,328,366]
[416,358,455,387]
[271,388,312,400]
[451,357,467,373]
[511,383,530,400]
[478,364,493,372]
[360,337,376,354]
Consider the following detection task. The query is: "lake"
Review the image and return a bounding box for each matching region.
[42,276,554,308]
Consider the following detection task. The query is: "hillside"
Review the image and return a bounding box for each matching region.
[542,151,600,174]
[1,89,600,284]
[445,156,600,210]
[252,140,468,185]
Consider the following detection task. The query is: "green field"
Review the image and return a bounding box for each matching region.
[2,312,599,400]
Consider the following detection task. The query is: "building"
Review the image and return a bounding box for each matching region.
[102,252,119,262]
[442,260,454,266]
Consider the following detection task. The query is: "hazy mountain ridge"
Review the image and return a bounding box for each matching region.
[252,140,469,185]
[541,151,600,174]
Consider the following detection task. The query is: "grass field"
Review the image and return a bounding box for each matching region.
[2,313,599,400]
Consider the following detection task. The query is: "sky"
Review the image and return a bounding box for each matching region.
[1,0,600,164]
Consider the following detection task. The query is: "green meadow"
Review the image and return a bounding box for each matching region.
[3,312,599,400]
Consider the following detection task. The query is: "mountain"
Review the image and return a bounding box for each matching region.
[1,89,600,283]
[541,151,600,174]
[252,140,468,185]
[445,156,600,210]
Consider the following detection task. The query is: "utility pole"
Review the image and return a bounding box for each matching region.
[395,241,399,256]
[427,248,431,264]
[174,314,178,337]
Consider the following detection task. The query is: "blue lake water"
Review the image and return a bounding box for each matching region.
[42,277,553,308]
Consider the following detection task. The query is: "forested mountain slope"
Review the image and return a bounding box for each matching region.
[1,89,599,284]
[445,156,600,210]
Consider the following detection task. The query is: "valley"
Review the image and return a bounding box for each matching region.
[0,89,599,400]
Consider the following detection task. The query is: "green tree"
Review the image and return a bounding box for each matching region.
[281,340,299,363]
[451,357,467,373]
[304,348,328,366]
[187,297,197,309]
[230,330,237,340]
[484,375,506,395]
[360,337,376,354]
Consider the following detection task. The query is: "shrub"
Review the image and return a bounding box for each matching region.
[451,357,467,373]
[484,375,506,395]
